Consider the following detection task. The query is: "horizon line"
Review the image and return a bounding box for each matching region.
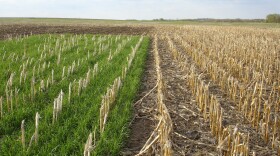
[0,17,267,21]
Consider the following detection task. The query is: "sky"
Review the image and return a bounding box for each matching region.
[0,0,279,20]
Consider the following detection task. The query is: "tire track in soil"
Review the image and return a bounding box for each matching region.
[171,36,277,156]
[121,39,157,155]
[158,36,218,156]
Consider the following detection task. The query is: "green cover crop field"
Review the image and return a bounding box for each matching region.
[0,34,149,155]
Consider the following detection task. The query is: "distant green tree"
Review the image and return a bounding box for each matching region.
[266,14,280,23]
[153,18,165,21]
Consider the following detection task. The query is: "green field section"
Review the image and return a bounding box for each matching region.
[0,34,149,155]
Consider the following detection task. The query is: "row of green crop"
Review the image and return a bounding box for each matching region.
[0,34,127,136]
[0,34,149,155]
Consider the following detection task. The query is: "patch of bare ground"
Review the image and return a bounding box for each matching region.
[0,24,154,40]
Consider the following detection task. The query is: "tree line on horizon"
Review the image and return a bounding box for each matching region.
[266,14,280,23]
[152,14,280,23]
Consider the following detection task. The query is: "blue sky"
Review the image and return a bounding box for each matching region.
[0,0,279,19]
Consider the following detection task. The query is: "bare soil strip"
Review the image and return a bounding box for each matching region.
[121,38,157,155]
[0,24,154,40]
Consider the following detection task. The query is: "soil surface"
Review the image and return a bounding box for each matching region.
[121,38,157,155]
[0,24,154,40]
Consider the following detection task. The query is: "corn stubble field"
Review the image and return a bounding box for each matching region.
[0,22,279,156]
[150,26,280,156]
